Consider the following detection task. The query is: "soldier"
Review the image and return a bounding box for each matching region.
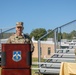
[7,22,34,52]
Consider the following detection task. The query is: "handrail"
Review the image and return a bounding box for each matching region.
[44,58,75,60]
[1,27,15,33]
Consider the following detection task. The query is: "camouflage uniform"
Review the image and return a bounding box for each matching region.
[7,33,34,52]
[7,34,32,44]
[7,22,34,52]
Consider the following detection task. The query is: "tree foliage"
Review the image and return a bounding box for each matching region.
[30,28,47,40]
[1,28,76,41]
[30,28,76,41]
[62,30,76,39]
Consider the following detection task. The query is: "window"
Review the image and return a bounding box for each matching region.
[48,47,51,55]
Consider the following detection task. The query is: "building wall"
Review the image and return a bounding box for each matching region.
[41,43,55,58]
[32,41,55,58]
[32,42,38,58]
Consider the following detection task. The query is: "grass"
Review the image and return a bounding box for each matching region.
[32,58,44,75]
[32,58,39,75]
[32,58,45,62]
[31,65,38,75]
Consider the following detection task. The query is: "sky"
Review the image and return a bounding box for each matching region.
[0,0,76,34]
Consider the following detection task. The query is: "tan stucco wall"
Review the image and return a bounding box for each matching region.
[32,41,55,58]
[32,42,38,58]
[41,43,55,58]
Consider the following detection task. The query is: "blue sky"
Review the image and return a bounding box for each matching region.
[0,0,76,34]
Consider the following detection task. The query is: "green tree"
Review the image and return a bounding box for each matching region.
[62,32,67,39]
[30,28,47,40]
[41,29,53,40]
[71,30,76,38]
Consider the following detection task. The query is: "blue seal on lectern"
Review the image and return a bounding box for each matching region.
[12,51,22,62]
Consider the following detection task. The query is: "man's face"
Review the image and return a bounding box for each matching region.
[16,26,23,33]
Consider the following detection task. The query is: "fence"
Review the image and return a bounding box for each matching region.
[0,27,15,51]
[0,27,15,39]
[38,20,76,66]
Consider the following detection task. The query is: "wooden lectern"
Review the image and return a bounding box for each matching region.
[1,44,32,75]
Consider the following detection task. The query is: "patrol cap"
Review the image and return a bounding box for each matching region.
[16,22,24,28]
